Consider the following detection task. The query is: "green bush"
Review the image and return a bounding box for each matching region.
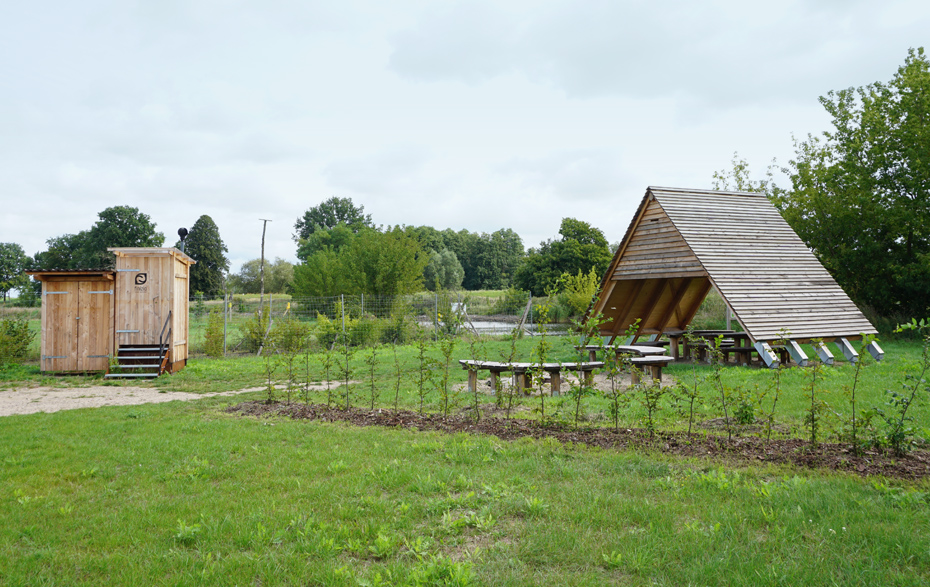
[0,316,35,364]
[271,317,311,354]
[242,307,271,353]
[492,287,530,314]
[204,309,224,357]
[557,269,600,316]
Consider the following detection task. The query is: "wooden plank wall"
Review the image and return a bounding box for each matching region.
[114,252,174,347]
[613,199,706,280]
[43,281,76,372]
[36,275,113,372]
[77,280,113,371]
[171,255,190,366]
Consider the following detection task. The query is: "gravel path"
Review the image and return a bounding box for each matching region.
[0,385,266,417]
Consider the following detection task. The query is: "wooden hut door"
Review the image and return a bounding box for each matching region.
[43,282,77,371]
[78,281,113,371]
[43,281,112,371]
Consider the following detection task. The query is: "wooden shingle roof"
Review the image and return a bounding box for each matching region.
[590,186,876,343]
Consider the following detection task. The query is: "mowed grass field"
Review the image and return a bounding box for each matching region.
[2,337,930,585]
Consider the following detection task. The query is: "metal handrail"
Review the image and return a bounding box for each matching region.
[158,310,172,364]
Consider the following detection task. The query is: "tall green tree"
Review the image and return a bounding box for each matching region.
[514,218,612,296]
[423,249,465,291]
[230,258,294,294]
[184,215,229,296]
[293,196,373,242]
[772,47,930,317]
[34,206,164,269]
[0,243,31,301]
[291,228,426,298]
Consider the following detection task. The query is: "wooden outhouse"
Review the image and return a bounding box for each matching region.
[28,247,195,375]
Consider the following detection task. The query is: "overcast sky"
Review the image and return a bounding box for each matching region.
[2,0,928,272]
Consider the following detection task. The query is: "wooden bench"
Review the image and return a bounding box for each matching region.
[459,360,604,396]
[576,344,667,362]
[629,356,675,384]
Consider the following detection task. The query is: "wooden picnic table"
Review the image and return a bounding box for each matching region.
[459,360,604,396]
[666,330,751,360]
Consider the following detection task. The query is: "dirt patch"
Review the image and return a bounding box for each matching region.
[226,401,930,480]
[0,382,350,417]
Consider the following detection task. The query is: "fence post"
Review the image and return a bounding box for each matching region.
[435,293,439,341]
[361,293,364,316]
[341,294,346,337]
[223,292,228,357]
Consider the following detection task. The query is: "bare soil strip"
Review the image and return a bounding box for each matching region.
[228,401,930,480]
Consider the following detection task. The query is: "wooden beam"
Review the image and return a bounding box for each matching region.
[679,278,713,331]
[631,279,670,342]
[653,278,692,335]
[606,279,646,343]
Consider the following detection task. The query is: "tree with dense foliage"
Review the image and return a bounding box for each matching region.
[291,227,426,297]
[0,243,31,301]
[296,223,356,262]
[183,215,229,296]
[293,196,373,242]
[772,48,930,317]
[423,249,465,291]
[34,206,165,269]
[514,218,612,296]
[230,258,294,294]
[404,225,524,290]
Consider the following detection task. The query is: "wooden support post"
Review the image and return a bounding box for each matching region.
[836,338,859,364]
[785,340,809,367]
[467,369,477,393]
[867,341,884,361]
[550,371,561,396]
[754,341,780,369]
[490,371,500,394]
[669,336,680,360]
[813,340,834,365]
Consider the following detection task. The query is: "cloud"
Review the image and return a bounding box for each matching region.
[497,149,631,201]
[389,0,930,109]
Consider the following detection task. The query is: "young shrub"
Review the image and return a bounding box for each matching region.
[805,352,828,448]
[365,345,380,410]
[491,287,530,315]
[557,269,601,317]
[872,319,930,455]
[242,306,271,353]
[0,315,35,365]
[433,334,457,418]
[674,326,703,436]
[203,308,224,358]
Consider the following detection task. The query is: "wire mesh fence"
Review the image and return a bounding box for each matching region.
[186,291,552,357]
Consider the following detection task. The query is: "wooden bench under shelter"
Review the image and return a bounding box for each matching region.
[459,360,604,396]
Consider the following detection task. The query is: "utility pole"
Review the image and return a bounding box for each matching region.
[259,218,272,307]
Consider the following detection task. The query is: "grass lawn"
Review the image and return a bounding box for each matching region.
[2,335,930,584]
[2,391,930,586]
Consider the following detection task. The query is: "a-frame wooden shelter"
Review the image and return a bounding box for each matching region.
[588,187,880,366]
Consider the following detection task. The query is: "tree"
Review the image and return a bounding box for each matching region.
[230,258,294,294]
[514,218,612,296]
[423,249,465,291]
[0,243,31,301]
[33,206,164,269]
[291,228,427,298]
[184,215,229,296]
[293,196,373,242]
[296,223,356,262]
[772,47,930,317]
